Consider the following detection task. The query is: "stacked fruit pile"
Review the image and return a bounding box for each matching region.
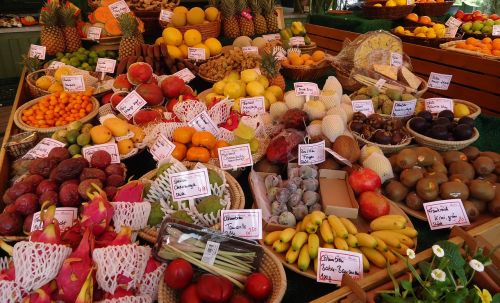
[166,5,220,27]
[281,50,326,67]
[452,37,500,57]
[51,121,94,156]
[53,48,117,71]
[351,85,418,115]
[393,23,446,38]
[279,22,313,49]
[349,112,410,146]
[408,110,476,141]
[198,47,262,81]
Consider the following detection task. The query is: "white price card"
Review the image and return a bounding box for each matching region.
[159,9,173,22]
[169,168,211,200]
[351,100,375,116]
[423,199,470,230]
[188,111,219,135]
[29,44,46,60]
[62,75,86,92]
[150,133,176,161]
[317,248,363,284]
[218,144,253,170]
[375,78,386,90]
[116,90,147,120]
[82,143,120,164]
[87,26,102,40]
[390,52,403,67]
[391,99,417,117]
[242,46,259,55]
[428,72,452,90]
[173,68,196,83]
[298,141,325,165]
[221,209,262,239]
[188,47,206,60]
[294,82,320,96]
[445,16,462,28]
[290,36,305,46]
[325,147,352,167]
[109,0,130,18]
[493,25,500,37]
[201,240,220,265]
[262,33,281,42]
[445,26,459,38]
[48,61,65,69]
[31,207,78,233]
[240,96,266,115]
[96,58,117,74]
[274,49,286,60]
[22,138,66,159]
[425,98,454,114]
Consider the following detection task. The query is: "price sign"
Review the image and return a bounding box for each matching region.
[375,78,386,90]
[159,9,173,22]
[262,33,280,42]
[96,58,117,73]
[298,141,325,165]
[188,111,219,135]
[218,144,253,170]
[109,0,130,18]
[221,209,262,239]
[445,16,462,28]
[173,68,196,83]
[423,199,470,230]
[428,72,452,90]
[240,97,266,115]
[445,26,459,38]
[274,49,286,60]
[242,46,259,55]
[351,100,375,116]
[201,240,220,265]
[325,147,352,167]
[493,25,500,37]
[48,61,65,69]
[87,26,102,40]
[188,47,206,60]
[150,133,176,161]
[390,52,403,67]
[62,75,85,92]
[317,248,363,284]
[294,82,320,96]
[22,138,66,159]
[31,207,78,233]
[82,143,120,164]
[115,90,147,120]
[391,99,417,117]
[29,44,46,60]
[169,168,211,200]
[290,36,305,46]
[425,98,453,114]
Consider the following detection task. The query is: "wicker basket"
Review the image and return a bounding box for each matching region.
[333,67,363,92]
[3,132,38,159]
[439,40,500,61]
[414,1,454,16]
[391,27,461,48]
[363,2,415,20]
[299,42,317,55]
[157,246,287,303]
[13,95,100,134]
[160,15,221,41]
[454,99,481,119]
[198,72,220,84]
[406,118,480,151]
[349,121,413,154]
[281,59,330,81]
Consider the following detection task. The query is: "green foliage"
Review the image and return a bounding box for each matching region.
[437,240,467,285]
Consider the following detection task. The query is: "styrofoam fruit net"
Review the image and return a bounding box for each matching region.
[142,122,185,147]
[0,256,10,271]
[96,295,152,303]
[0,280,24,303]
[208,98,233,125]
[99,104,116,119]
[173,100,207,122]
[110,202,152,232]
[93,245,151,293]
[137,263,167,300]
[13,241,72,291]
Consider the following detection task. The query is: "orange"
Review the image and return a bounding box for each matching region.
[186,146,210,163]
[173,126,196,144]
[290,56,305,66]
[171,142,187,160]
[406,13,418,22]
[300,54,311,61]
[287,52,300,60]
[304,59,315,66]
[465,37,477,45]
[456,42,467,49]
[482,37,492,44]
[419,16,432,24]
[480,49,491,55]
[210,140,230,158]
[492,49,500,56]
[191,131,217,149]
[311,50,325,62]
[493,39,500,50]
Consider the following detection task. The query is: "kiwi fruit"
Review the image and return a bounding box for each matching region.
[442,150,467,166]
[469,179,495,202]
[448,174,471,184]
[318,158,340,170]
[496,162,500,175]
[462,201,480,222]
[469,198,487,213]
[429,162,448,174]
[461,146,480,161]
[479,151,500,163]
[480,173,497,184]
[414,147,435,167]
[416,177,439,201]
[488,184,500,216]
[385,180,408,202]
[400,167,424,188]
[424,171,448,185]
[439,181,470,200]
[389,154,402,175]
[473,156,495,176]
[429,149,444,164]
[396,148,417,169]
[405,192,424,210]
[449,161,475,180]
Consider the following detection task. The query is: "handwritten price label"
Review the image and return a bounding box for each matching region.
[445,16,462,28]
[188,47,206,60]
[317,248,363,284]
[218,144,253,170]
[48,61,65,69]
[173,68,196,83]
[82,143,121,164]
[325,147,352,167]
[445,26,459,38]
[375,78,386,90]
[29,44,46,60]
[298,141,325,165]
[87,26,102,40]
[493,25,500,37]
[96,58,117,73]
[159,9,173,22]
[22,138,66,159]
[290,36,305,46]
[150,133,176,161]
[428,72,453,90]
[390,52,403,67]
[294,82,320,96]
[240,97,266,115]
[351,100,375,116]
[221,209,262,239]
[31,207,78,233]
[108,0,130,18]
[188,111,219,135]
[425,98,454,114]
[391,99,416,117]
[169,168,211,200]
[263,33,281,42]
[116,90,147,120]
[242,46,259,55]
[62,75,85,92]
[423,199,470,230]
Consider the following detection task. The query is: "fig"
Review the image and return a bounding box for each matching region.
[59,183,81,207]
[106,174,125,187]
[417,111,433,123]
[458,116,474,127]
[372,130,392,145]
[36,179,58,195]
[14,193,39,215]
[78,178,103,200]
[8,181,34,201]
[409,117,427,134]
[80,168,107,183]
[48,147,71,162]
[350,121,364,133]
[39,190,58,206]
[438,110,454,122]
[91,150,112,169]
[24,174,45,188]
[28,158,58,178]
[428,125,448,140]
[0,212,23,236]
[454,124,473,141]
[105,163,126,177]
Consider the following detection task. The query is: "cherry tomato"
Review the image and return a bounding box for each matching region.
[164,259,193,289]
[245,272,272,300]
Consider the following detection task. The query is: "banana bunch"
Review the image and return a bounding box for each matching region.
[264,212,418,273]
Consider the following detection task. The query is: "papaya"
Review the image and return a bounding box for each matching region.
[104,18,121,36]
[94,6,113,24]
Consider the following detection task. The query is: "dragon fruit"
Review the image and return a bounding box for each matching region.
[30,203,61,244]
[56,228,94,303]
[104,288,135,299]
[61,222,83,250]
[95,228,118,248]
[81,184,114,237]
[143,257,161,274]
[21,288,51,303]
[75,271,93,303]
[113,180,144,202]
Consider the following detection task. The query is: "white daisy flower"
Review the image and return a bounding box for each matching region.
[432,244,444,258]
[406,248,416,259]
[431,268,446,282]
[469,259,485,272]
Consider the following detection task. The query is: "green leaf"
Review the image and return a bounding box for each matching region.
[379,293,412,303]
[437,240,466,284]
[400,280,412,291]
[418,261,432,277]
[493,293,500,303]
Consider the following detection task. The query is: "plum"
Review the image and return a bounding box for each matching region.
[105,163,125,177]
[14,193,39,215]
[28,158,58,178]
[80,168,107,183]
[106,174,125,187]
[78,178,103,200]
[24,174,45,188]
[39,190,58,206]
[104,186,118,200]
[8,181,34,201]
[0,212,23,236]
[59,183,81,207]
[48,147,71,162]
[53,158,88,182]
[23,213,34,234]
[91,151,112,169]
[37,179,58,195]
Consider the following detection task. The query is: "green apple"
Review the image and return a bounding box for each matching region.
[461,21,473,32]
[473,30,483,35]
[471,21,484,32]
[484,19,494,27]
[482,25,492,35]
[495,20,500,25]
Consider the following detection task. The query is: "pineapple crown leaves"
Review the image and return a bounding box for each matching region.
[40,1,62,27]
[249,0,262,14]
[20,54,42,73]
[220,0,236,17]
[117,14,139,38]
[260,0,274,15]
[261,50,281,77]
[60,5,78,27]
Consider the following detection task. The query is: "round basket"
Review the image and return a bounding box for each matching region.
[160,15,221,41]
[414,1,454,16]
[403,18,442,27]
[197,72,220,84]
[406,118,480,151]
[299,42,317,55]
[157,246,286,303]
[333,67,363,92]
[454,99,481,119]
[13,94,100,134]
[0,235,29,242]
[363,3,415,20]
[391,27,461,48]
[281,59,330,81]
[349,121,413,154]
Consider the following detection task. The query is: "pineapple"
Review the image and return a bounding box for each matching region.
[250,0,267,35]
[261,50,285,91]
[40,2,66,56]
[220,0,240,38]
[261,0,279,33]
[117,14,143,59]
[237,0,255,37]
[60,6,81,52]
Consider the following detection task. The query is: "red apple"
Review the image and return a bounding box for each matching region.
[490,14,499,20]
[472,10,482,17]
[348,167,381,195]
[463,13,472,21]
[113,74,133,91]
[133,109,162,125]
[358,191,390,221]
[110,92,126,109]
[101,92,113,105]
[455,10,464,20]
[161,76,185,98]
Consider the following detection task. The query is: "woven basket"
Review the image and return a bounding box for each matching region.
[13,95,100,134]
[406,118,480,151]
[391,27,460,48]
[454,99,481,120]
[160,15,221,41]
[349,121,412,154]
[299,42,317,55]
[3,131,38,159]
[333,67,363,92]
[157,246,286,303]
[439,40,500,61]
[0,235,28,242]
[198,72,220,84]
[281,59,330,81]
[403,18,443,27]
[414,1,454,16]
[363,2,415,20]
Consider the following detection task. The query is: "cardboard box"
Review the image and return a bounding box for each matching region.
[319,169,358,218]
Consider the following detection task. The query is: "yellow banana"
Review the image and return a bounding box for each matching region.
[328,215,348,239]
[370,216,406,231]
[301,214,312,230]
[383,250,398,264]
[313,257,318,273]
[334,237,349,251]
[377,215,407,224]
[370,231,401,248]
[319,220,334,244]
[310,210,326,225]
[280,228,296,243]
[355,233,378,248]
[286,246,300,263]
[295,221,303,232]
[372,230,413,248]
[298,244,311,271]
[272,240,290,253]
[392,227,418,238]
[346,234,359,248]
[349,247,370,272]
[291,231,308,251]
[372,235,388,252]
[390,243,410,256]
[360,247,387,268]
[340,218,358,235]
[308,234,320,259]
[264,231,281,245]
[323,243,335,249]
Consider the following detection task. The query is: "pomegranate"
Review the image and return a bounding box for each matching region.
[359,191,390,221]
[348,167,381,195]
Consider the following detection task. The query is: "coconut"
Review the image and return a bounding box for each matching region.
[306,122,323,138]
[303,100,326,120]
[323,76,342,97]
[341,102,354,122]
[284,91,305,109]
[321,115,345,142]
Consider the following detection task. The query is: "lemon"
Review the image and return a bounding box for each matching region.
[224,82,242,99]
[186,7,205,25]
[155,37,165,45]
[240,69,259,83]
[432,23,445,31]
[167,45,183,59]
[36,75,55,90]
[264,91,277,108]
[395,26,405,35]
[374,3,382,6]
[193,43,210,58]
[48,82,63,93]
[416,33,426,38]
[178,44,189,58]
[54,66,72,82]
[204,92,218,106]
[163,27,183,46]
[184,29,202,47]
[237,80,247,97]
[426,30,436,39]
[204,38,222,56]
[266,85,284,100]
[173,6,188,14]
[258,75,269,88]
[246,81,265,97]
[454,103,470,118]
[436,28,445,38]
[385,0,396,6]
[396,0,406,5]
[225,71,240,81]
[205,7,219,22]
[213,80,226,94]
[171,12,187,27]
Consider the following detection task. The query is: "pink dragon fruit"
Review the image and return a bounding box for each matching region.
[61,222,83,250]
[75,271,93,303]
[30,203,62,244]
[104,288,135,299]
[95,228,117,248]
[113,180,144,202]
[81,184,114,237]
[143,257,161,274]
[21,288,51,303]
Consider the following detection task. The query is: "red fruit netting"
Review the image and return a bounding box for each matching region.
[137,263,167,300]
